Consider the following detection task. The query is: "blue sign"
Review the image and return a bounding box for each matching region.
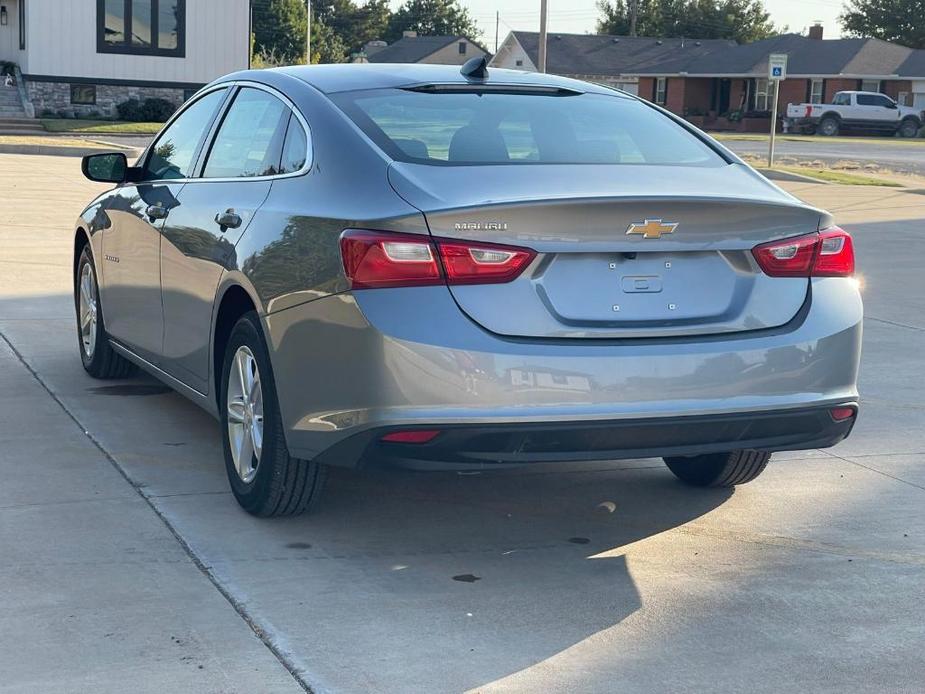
[772,67,783,77]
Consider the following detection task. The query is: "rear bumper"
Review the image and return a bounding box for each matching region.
[317,404,857,469]
[264,277,862,465]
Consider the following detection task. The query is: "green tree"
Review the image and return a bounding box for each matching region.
[597,0,777,42]
[840,0,925,49]
[316,0,391,55]
[385,0,480,44]
[252,0,308,63]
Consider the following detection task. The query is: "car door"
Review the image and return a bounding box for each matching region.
[100,87,228,362]
[158,86,297,392]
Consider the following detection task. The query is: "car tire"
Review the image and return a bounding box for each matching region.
[898,119,920,138]
[75,245,137,379]
[663,450,771,487]
[818,117,840,136]
[220,312,326,517]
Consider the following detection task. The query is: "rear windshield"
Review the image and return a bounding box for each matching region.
[332,88,724,167]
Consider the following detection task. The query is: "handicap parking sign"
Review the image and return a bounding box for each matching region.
[768,53,788,80]
[772,67,782,77]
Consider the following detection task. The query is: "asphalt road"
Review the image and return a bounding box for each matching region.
[722,135,925,176]
[2,155,924,693]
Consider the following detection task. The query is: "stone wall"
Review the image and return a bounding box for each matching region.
[26,81,186,118]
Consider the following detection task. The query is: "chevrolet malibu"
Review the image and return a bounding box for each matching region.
[74,61,861,517]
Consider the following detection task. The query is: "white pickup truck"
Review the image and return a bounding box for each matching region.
[785,91,923,138]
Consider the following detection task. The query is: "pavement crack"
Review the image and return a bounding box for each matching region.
[0,329,314,694]
[865,316,925,332]
[821,448,925,493]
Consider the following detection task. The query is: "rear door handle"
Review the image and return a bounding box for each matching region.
[215,209,242,231]
[146,203,169,221]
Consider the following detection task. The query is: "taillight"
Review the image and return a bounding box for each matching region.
[340,230,536,289]
[752,227,854,278]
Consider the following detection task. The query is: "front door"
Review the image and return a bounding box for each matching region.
[159,86,294,392]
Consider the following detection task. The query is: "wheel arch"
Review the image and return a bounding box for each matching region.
[211,279,263,410]
[818,111,842,122]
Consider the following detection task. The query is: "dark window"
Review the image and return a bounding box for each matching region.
[279,115,310,174]
[332,88,724,167]
[143,88,226,181]
[71,85,97,105]
[203,88,290,179]
[18,0,26,50]
[856,94,893,107]
[458,41,467,55]
[97,0,185,57]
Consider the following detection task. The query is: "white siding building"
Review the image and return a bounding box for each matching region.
[0,0,249,117]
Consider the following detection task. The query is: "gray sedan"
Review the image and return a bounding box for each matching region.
[74,61,861,516]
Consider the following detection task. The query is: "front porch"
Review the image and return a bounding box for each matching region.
[673,77,775,133]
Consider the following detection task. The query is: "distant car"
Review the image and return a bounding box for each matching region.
[74,62,862,517]
[786,90,923,137]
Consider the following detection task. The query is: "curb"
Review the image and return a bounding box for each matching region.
[0,143,138,158]
[756,167,829,184]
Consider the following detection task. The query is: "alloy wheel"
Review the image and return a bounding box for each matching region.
[78,263,98,359]
[226,345,264,484]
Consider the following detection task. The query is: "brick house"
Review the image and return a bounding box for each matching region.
[491,26,925,131]
[0,0,249,118]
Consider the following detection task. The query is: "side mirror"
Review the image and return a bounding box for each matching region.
[82,152,128,184]
[888,102,898,109]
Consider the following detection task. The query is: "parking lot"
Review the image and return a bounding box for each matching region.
[1,153,924,693]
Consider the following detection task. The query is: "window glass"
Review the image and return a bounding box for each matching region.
[71,85,97,105]
[856,94,890,107]
[810,79,823,104]
[103,0,125,44]
[332,88,723,167]
[203,88,289,178]
[833,93,850,105]
[131,0,152,46]
[458,41,467,55]
[144,88,226,181]
[158,0,180,50]
[861,80,880,93]
[655,77,666,105]
[754,79,769,110]
[279,115,310,174]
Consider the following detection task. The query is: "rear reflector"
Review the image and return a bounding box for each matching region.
[830,406,856,422]
[340,229,536,289]
[752,227,854,278]
[381,430,442,444]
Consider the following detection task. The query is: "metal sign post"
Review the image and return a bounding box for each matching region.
[767,53,787,167]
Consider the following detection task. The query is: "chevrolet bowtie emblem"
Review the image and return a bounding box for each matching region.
[626,219,678,239]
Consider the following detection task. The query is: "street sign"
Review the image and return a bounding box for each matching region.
[769,53,788,81]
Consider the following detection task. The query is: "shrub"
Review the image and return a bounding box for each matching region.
[116,97,177,123]
[40,109,58,118]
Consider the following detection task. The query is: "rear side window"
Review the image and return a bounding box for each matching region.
[144,88,226,181]
[203,87,289,178]
[279,114,310,174]
[332,88,723,167]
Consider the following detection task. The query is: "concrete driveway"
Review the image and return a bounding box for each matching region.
[721,135,925,176]
[1,154,924,693]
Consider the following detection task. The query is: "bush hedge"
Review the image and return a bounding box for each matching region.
[116,97,177,123]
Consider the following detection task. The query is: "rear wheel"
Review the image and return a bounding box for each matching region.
[898,119,920,138]
[75,246,137,379]
[664,450,771,487]
[818,117,840,136]
[220,312,326,517]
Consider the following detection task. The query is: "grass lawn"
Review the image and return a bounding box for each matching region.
[773,165,903,187]
[41,119,162,135]
[713,132,925,146]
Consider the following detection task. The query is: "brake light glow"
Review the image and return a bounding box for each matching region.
[340,229,536,289]
[751,227,854,278]
[830,406,856,422]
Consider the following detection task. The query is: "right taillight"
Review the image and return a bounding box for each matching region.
[752,227,854,278]
[340,229,536,290]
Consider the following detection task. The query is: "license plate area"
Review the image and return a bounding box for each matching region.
[539,251,743,325]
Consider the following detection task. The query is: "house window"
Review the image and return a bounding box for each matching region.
[515,59,523,67]
[897,91,910,106]
[71,84,97,105]
[861,79,881,93]
[458,41,467,55]
[18,0,25,50]
[97,0,185,57]
[655,77,666,105]
[754,78,769,111]
[810,79,823,104]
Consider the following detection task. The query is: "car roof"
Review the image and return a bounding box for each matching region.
[237,63,626,97]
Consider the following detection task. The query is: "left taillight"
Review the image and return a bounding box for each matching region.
[340,230,536,290]
[752,226,854,278]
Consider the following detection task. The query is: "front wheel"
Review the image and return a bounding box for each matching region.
[898,119,920,138]
[220,312,326,517]
[664,450,771,487]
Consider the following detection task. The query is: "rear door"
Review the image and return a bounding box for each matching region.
[346,87,824,339]
[158,85,299,391]
[100,87,228,361]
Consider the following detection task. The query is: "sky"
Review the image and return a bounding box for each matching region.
[442,0,848,51]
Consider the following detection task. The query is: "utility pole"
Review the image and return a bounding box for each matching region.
[495,11,500,54]
[537,0,548,73]
[306,0,312,64]
[629,0,638,37]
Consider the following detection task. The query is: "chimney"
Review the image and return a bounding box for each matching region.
[808,23,823,40]
[402,30,417,39]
